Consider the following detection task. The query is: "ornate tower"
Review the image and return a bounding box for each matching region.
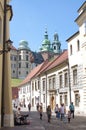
[52,33,61,54]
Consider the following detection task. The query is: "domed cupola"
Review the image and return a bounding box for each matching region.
[18,40,30,50]
[40,29,52,52]
[52,33,61,54]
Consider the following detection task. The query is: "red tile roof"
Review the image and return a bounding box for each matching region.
[19,62,45,86]
[19,50,68,86]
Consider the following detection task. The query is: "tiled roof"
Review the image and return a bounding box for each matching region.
[19,50,68,87]
[19,62,45,86]
[45,50,68,71]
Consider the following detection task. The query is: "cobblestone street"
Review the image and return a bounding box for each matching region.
[0,111,86,130]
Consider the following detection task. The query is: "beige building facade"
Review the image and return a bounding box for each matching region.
[0,0,14,127]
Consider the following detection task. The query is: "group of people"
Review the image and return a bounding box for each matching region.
[14,101,74,125]
[37,103,52,123]
[37,102,74,123]
[54,102,74,123]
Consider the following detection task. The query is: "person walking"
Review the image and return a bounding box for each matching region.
[28,103,31,112]
[39,103,43,120]
[36,103,39,111]
[54,104,59,117]
[60,103,66,121]
[67,110,71,123]
[69,102,74,118]
[46,105,51,123]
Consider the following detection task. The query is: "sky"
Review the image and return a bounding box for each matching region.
[10,0,85,52]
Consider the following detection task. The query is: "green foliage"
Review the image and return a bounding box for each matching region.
[11,78,23,87]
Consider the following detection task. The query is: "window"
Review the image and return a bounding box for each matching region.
[43,80,45,91]
[52,77,55,89]
[60,95,62,105]
[54,46,56,50]
[64,73,68,87]
[70,45,72,55]
[19,55,21,60]
[35,81,37,91]
[38,81,40,90]
[43,94,45,103]
[19,71,21,75]
[26,63,28,68]
[73,69,77,85]
[64,94,68,106]
[77,40,80,51]
[49,79,52,89]
[26,71,28,74]
[19,63,21,68]
[13,70,15,73]
[26,55,28,61]
[75,93,79,106]
[59,75,62,88]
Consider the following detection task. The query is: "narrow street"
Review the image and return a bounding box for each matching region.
[0,111,86,130]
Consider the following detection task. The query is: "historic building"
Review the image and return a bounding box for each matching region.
[17,1,86,115]
[11,30,61,79]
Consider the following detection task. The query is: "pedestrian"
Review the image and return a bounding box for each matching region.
[67,110,71,123]
[28,103,31,112]
[60,103,66,121]
[54,104,59,117]
[46,105,51,123]
[56,108,60,119]
[39,103,43,120]
[36,103,39,111]
[69,102,74,118]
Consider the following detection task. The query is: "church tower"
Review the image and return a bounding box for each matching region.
[52,33,61,54]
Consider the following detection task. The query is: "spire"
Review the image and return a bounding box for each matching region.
[44,28,48,39]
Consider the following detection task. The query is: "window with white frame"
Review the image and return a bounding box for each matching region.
[59,75,62,88]
[43,80,45,91]
[73,69,77,85]
[64,72,68,87]
[52,77,55,89]
[49,79,52,89]
[77,40,80,51]
[60,95,62,104]
[70,45,72,55]
[35,81,37,91]
[75,92,79,107]
[64,94,68,106]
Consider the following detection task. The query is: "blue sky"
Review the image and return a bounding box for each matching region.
[10,0,85,52]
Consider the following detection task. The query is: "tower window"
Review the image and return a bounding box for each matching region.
[54,46,56,50]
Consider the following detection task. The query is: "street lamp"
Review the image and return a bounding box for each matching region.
[0,39,13,55]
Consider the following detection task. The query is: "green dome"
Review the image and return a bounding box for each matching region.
[18,40,30,50]
[42,39,50,45]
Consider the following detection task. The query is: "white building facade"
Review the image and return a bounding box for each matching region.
[18,2,86,115]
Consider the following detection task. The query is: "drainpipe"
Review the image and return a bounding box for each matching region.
[68,62,71,104]
[45,72,47,111]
